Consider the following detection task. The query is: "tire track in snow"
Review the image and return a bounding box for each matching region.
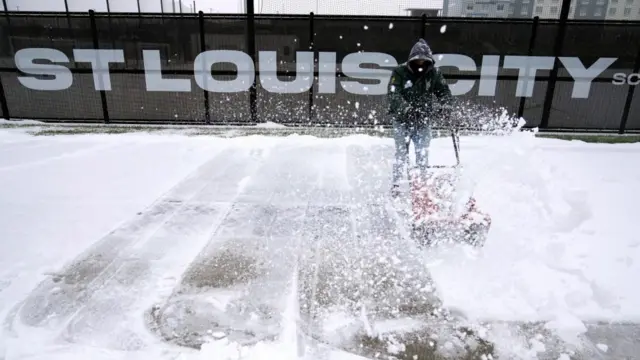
[4,144,234,334]
[145,142,366,353]
[56,145,272,350]
[147,143,323,349]
[0,141,125,172]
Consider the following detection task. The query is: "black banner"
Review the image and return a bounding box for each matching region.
[1,11,640,131]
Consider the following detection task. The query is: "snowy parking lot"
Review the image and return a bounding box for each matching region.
[0,123,639,359]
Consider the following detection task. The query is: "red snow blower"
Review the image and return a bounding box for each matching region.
[409,130,491,248]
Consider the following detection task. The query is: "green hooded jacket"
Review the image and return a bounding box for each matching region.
[387,39,453,125]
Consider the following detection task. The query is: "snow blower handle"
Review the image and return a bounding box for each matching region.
[446,106,461,167]
[426,128,460,169]
[451,128,460,167]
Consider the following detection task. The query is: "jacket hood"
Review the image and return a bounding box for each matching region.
[408,38,435,65]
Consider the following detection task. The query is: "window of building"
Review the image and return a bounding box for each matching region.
[594,7,603,15]
[580,7,587,15]
[551,0,559,3]
[521,8,529,14]
[609,6,616,14]
[596,0,605,4]
[536,5,543,12]
[497,4,505,10]
[626,0,633,5]
[550,5,559,13]
[625,6,632,14]
[467,3,473,9]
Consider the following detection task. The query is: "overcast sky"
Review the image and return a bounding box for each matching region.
[2,0,442,14]
[2,0,242,13]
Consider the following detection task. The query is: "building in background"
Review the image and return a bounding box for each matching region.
[603,0,640,19]
[253,0,633,19]
[254,0,444,15]
[443,0,631,18]
[443,0,518,17]
[404,7,442,15]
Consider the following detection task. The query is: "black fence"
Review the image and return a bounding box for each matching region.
[1,10,640,132]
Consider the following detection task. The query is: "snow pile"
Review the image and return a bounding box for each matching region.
[188,339,292,360]
[420,127,640,355]
[255,121,287,128]
[0,119,48,125]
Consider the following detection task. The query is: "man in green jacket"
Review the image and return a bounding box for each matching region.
[387,38,453,197]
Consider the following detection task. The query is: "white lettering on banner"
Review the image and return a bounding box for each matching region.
[503,56,555,97]
[612,73,628,85]
[622,73,640,86]
[340,52,397,95]
[611,72,640,85]
[318,52,337,93]
[194,50,254,92]
[11,47,629,98]
[478,55,499,97]
[73,49,124,91]
[260,51,314,93]
[559,57,617,98]
[436,54,475,96]
[15,48,73,90]
[144,50,191,92]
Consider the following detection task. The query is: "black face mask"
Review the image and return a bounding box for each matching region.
[409,61,432,75]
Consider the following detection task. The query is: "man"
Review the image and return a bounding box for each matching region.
[387,38,453,197]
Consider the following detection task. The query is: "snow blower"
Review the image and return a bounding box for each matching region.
[409,129,491,248]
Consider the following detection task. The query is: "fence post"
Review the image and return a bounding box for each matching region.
[618,46,640,134]
[539,0,571,129]
[308,12,315,123]
[0,0,9,120]
[198,11,210,124]
[246,0,257,124]
[0,75,9,120]
[518,16,539,119]
[89,10,110,124]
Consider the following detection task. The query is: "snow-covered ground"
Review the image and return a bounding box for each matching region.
[0,123,639,359]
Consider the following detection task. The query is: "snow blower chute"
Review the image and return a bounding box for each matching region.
[409,130,491,248]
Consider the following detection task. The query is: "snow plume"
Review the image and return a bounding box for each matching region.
[449,99,524,135]
[421,126,607,357]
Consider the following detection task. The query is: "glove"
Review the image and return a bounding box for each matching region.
[434,102,456,127]
[402,105,425,122]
